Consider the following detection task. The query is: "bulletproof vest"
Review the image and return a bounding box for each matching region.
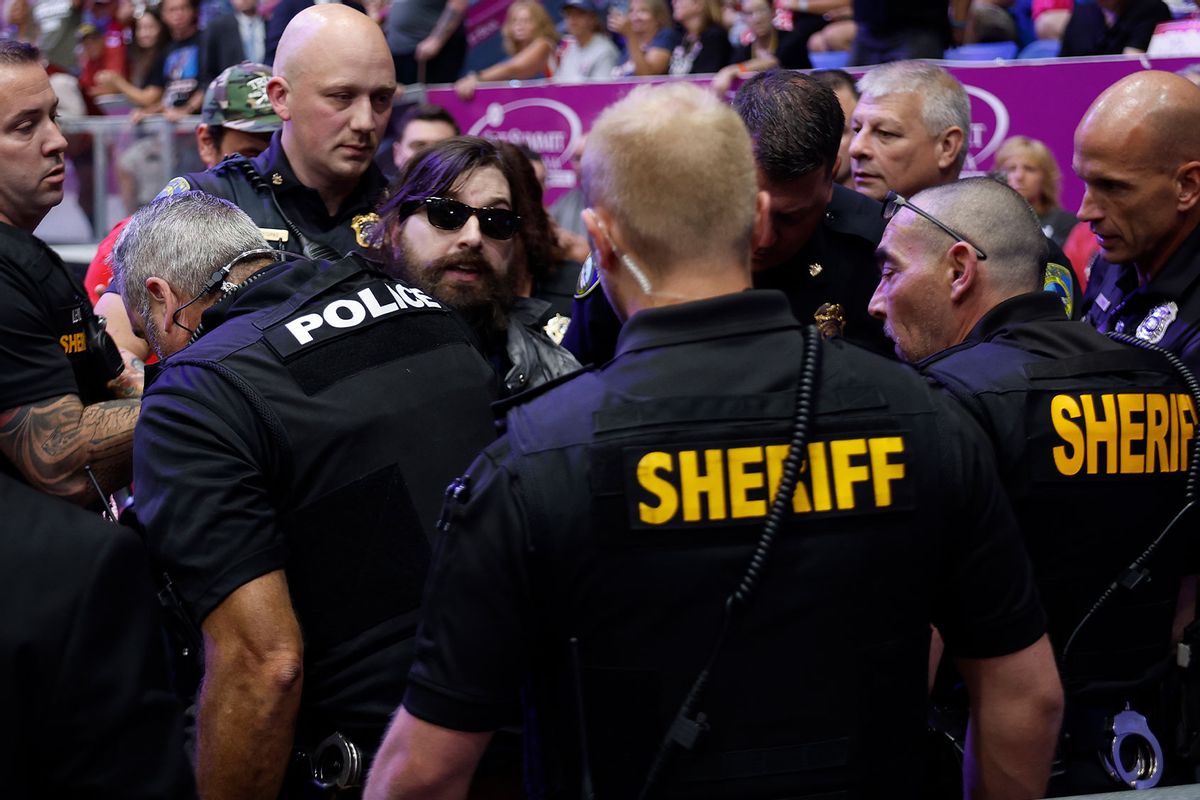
[168,255,497,743]
[185,157,315,258]
[939,345,1195,694]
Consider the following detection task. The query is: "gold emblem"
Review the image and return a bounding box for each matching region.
[351,212,381,249]
[271,172,283,185]
[814,303,845,339]
[809,262,823,277]
[543,314,571,345]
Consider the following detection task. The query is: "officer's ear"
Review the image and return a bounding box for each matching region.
[195,123,219,169]
[582,207,617,275]
[751,189,770,255]
[946,241,978,303]
[935,126,965,173]
[266,75,293,122]
[145,276,181,330]
[1175,159,1200,213]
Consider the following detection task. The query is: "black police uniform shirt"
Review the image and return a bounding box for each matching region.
[921,291,1196,693]
[158,131,389,259]
[0,223,112,481]
[134,254,497,753]
[562,185,892,366]
[404,290,1046,799]
[0,475,195,799]
[1084,220,1200,379]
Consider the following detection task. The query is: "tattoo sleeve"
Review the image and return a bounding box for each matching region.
[428,0,467,44]
[0,394,140,505]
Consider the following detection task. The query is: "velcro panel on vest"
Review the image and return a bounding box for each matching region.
[278,313,468,397]
[282,462,429,653]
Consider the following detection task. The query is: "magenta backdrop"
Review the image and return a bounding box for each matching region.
[425,55,1197,210]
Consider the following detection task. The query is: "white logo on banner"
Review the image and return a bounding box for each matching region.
[468,99,584,189]
[962,84,1010,173]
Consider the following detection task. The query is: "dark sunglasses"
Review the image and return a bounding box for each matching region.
[883,190,988,260]
[416,196,521,241]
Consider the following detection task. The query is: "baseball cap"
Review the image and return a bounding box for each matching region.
[201,61,282,133]
[76,22,102,40]
[563,0,605,14]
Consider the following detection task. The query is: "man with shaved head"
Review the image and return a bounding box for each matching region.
[1079,70,1200,375]
[872,177,1196,794]
[158,3,397,259]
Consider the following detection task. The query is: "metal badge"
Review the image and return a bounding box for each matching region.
[809,262,823,277]
[814,302,845,339]
[351,212,381,249]
[1135,301,1179,344]
[544,313,571,345]
[1101,706,1164,789]
[271,172,283,185]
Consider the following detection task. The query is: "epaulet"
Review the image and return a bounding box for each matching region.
[490,365,596,428]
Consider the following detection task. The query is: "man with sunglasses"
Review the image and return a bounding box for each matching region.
[871,177,1197,794]
[379,136,581,396]
[112,190,497,799]
[159,4,396,261]
[564,69,893,367]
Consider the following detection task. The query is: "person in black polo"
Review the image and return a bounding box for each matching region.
[364,82,1062,800]
[159,4,396,260]
[0,40,141,502]
[111,191,497,799]
[564,69,892,366]
[870,176,1198,794]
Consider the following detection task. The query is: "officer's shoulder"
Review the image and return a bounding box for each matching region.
[500,367,604,453]
[822,338,944,414]
[153,156,247,202]
[824,184,886,243]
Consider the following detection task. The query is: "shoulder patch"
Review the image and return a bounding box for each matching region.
[574,254,600,300]
[155,176,192,200]
[1043,261,1075,319]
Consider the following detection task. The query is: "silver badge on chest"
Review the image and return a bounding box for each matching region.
[1135,301,1178,344]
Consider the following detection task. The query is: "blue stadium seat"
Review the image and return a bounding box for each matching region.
[1017,38,1062,59]
[942,41,1020,60]
[810,50,851,70]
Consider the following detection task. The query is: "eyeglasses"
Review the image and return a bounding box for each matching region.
[882,190,987,260]
[416,196,521,241]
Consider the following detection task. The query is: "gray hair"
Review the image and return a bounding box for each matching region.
[858,61,971,172]
[912,177,1047,296]
[111,192,269,328]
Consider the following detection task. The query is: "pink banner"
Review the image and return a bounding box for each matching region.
[466,0,514,49]
[426,55,1197,210]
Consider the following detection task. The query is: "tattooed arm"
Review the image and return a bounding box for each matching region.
[0,394,140,505]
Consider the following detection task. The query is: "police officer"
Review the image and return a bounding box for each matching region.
[364,83,1062,800]
[563,68,893,365]
[160,4,397,260]
[0,40,140,502]
[111,192,497,799]
[869,177,1198,794]
[0,475,195,798]
[1078,71,1200,377]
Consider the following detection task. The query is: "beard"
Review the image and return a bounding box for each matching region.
[391,245,517,336]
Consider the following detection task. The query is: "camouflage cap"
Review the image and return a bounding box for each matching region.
[201,61,282,133]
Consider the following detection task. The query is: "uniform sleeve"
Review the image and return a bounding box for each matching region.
[46,527,197,799]
[403,442,534,732]
[134,367,285,625]
[0,267,80,410]
[930,403,1047,659]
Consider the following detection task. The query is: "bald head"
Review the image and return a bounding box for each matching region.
[1074,71,1200,277]
[267,4,396,208]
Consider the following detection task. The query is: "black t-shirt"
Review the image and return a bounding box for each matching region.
[922,292,1196,691]
[0,224,111,480]
[405,290,1045,799]
[135,255,497,749]
[853,0,949,37]
[148,33,201,108]
[1059,0,1172,57]
[670,24,733,74]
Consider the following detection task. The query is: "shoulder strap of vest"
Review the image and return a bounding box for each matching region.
[252,254,375,331]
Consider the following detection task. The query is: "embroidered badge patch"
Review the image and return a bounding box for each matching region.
[575,254,599,299]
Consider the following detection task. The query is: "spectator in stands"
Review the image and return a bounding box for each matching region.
[668,0,732,74]
[813,68,857,189]
[557,0,620,81]
[849,60,969,202]
[1033,0,1072,41]
[392,103,460,174]
[75,23,109,114]
[96,5,167,105]
[803,2,855,54]
[710,0,782,94]
[608,0,678,76]
[199,0,265,87]
[850,0,968,65]
[6,0,83,72]
[387,0,468,85]
[1060,0,1171,56]
[995,135,1077,247]
[82,0,129,92]
[454,0,558,100]
[139,0,203,121]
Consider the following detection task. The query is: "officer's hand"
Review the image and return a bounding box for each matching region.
[107,348,145,400]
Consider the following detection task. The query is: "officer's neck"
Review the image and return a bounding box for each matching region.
[617,259,753,318]
[1134,214,1200,287]
[282,133,358,217]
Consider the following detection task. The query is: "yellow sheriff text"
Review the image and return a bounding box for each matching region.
[1051,392,1196,476]
[636,437,907,525]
